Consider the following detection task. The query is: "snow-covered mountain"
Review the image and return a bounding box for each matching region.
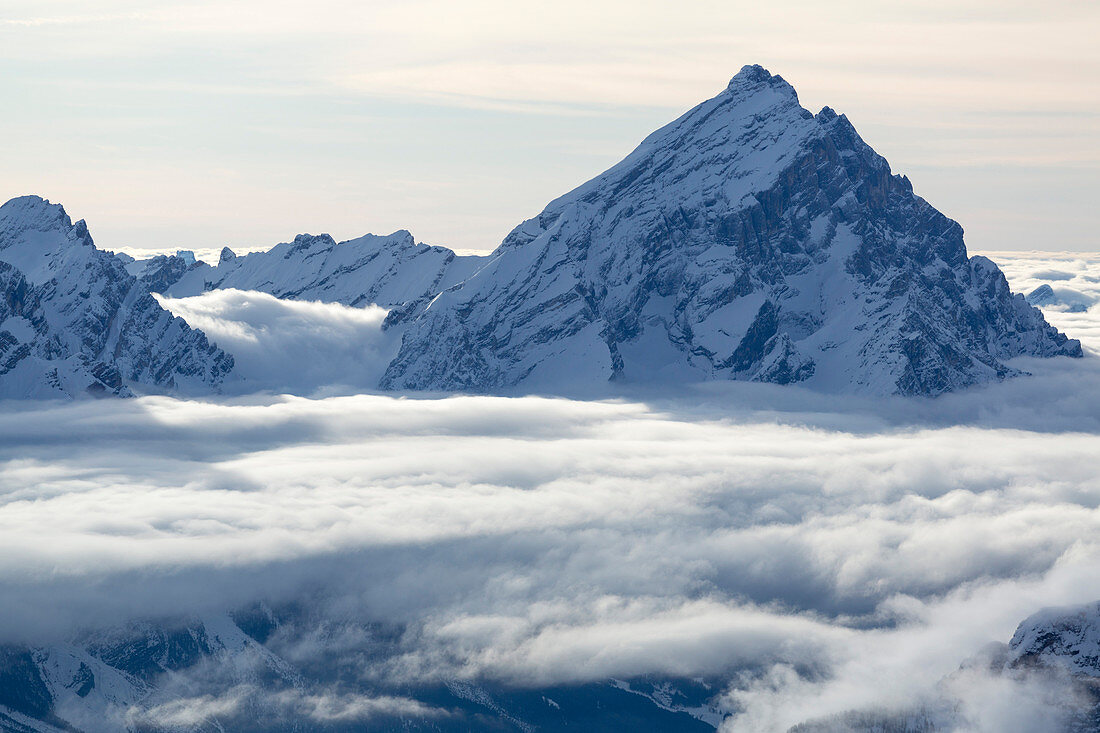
[0,196,233,399]
[1027,283,1097,313]
[376,65,1079,395]
[12,64,1083,399]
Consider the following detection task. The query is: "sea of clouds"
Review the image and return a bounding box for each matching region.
[2,253,1099,731]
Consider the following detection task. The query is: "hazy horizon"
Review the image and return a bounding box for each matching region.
[2,0,1098,254]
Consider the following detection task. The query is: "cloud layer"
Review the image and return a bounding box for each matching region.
[1,253,1099,730]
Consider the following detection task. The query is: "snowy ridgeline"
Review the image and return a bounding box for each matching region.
[0,64,1085,400]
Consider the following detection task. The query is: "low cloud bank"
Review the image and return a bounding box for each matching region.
[1,386,1099,729]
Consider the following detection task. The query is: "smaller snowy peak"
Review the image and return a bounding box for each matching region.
[218,246,236,265]
[0,195,234,399]
[791,602,1100,732]
[1027,283,1096,313]
[131,252,203,294]
[0,195,71,235]
[1009,601,1100,677]
[1029,283,1057,304]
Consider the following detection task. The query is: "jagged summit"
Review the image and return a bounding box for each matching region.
[1011,601,1100,677]
[0,195,72,232]
[723,64,804,115]
[0,196,96,262]
[726,63,791,92]
[730,63,772,83]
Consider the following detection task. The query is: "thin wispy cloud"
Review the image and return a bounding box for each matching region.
[2,1,1097,252]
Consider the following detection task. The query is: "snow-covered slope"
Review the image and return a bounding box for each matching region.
[378,65,1080,396]
[0,196,233,399]
[0,613,300,733]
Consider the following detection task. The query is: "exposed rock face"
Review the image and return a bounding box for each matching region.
[0,196,233,399]
[376,65,1080,395]
[127,253,200,295]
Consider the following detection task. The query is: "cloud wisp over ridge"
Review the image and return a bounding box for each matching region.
[154,289,395,395]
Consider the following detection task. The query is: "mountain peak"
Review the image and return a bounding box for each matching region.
[722,64,801,111]
[0,195,73,239]
[729,64,773,85]
[726,64,795,95]
[0,195,234,398]
[380,69,1080,396]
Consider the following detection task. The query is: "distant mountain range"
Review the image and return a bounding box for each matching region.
[0,65,1082,399]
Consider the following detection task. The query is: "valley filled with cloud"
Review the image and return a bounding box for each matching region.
[1,253,1097,730]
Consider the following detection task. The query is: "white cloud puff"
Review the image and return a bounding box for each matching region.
[155,289,396,395]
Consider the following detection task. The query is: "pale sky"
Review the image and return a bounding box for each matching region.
[2,0,1098,253]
